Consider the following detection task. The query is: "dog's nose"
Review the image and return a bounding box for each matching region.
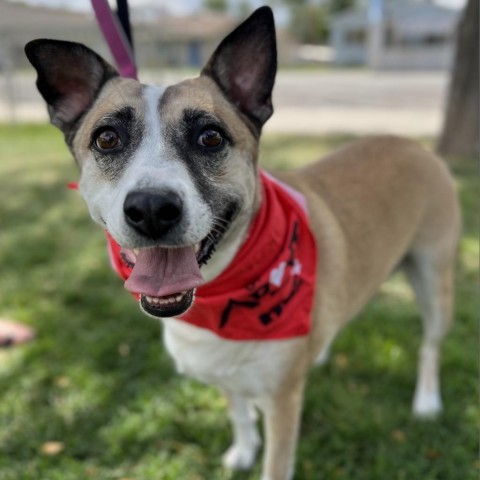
[124,190,183,239]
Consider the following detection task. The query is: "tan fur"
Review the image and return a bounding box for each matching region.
[249,135,461,478]
[277,135,460,360]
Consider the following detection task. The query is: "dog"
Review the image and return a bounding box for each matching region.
[25,6,460,480]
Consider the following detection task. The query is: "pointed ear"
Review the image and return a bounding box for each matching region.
[25,39,118,133]
[201,6,277,133]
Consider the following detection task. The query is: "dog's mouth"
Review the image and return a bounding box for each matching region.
[120,204,238,318]
[140,288,195,318]
[120,243,204,318]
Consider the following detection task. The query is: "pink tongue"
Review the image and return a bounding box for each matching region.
[124,246,204,297]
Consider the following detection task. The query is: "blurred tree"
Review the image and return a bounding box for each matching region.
[203,0,228,12]
[237,0,252,18]
[290,4,328,44]
[327,0,355,14]
[280,0,309,6]
[437,0,479,157]
[279,0,356,44]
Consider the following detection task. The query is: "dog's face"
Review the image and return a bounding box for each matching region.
[25,7,277,318]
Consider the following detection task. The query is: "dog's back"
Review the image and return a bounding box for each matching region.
[277,135,460,416]
[278,136,458,312]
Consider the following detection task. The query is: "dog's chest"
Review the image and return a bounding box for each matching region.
[161,319,299,397]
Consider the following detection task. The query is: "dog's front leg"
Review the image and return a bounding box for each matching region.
[257,382,305,480]
[222,390,261,470]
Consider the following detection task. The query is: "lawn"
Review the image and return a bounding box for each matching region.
[0,124,477,480]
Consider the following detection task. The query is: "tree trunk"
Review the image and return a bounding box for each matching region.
[437,0,479,157]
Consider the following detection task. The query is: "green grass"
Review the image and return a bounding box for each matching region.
[0,124,477,480]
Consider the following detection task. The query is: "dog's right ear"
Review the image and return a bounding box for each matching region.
[25,39,118,133]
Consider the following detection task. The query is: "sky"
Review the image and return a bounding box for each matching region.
[5,0,468,15]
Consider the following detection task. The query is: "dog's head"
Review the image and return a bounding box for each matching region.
[25,6,277,318]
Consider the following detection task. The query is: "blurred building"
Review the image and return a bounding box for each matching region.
[330,1,461,69]
[0,1,293,71]
[0,1,233,70]
[0,2,102,70]
[133,12,235,68]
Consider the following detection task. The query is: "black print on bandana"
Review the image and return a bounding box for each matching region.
[219,221,303,329]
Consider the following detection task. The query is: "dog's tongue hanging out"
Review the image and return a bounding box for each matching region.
[124,246,204,297]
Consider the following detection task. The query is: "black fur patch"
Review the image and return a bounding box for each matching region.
[163,106,234,205]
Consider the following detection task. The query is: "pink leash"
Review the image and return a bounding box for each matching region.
[90,0,138,272]
[90,0,138,79]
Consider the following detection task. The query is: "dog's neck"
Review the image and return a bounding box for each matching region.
[200,174,262,283]
[200,220,250,283]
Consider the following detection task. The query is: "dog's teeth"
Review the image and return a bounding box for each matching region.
[194,243,201,253]
[145,292,186,306]
[133,248,140,256]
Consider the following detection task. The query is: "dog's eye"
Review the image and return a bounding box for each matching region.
[95,128,120,151]
[197,129,223,149]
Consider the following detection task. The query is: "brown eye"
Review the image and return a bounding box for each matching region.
[198,129,223,149]
[95,129,120,150]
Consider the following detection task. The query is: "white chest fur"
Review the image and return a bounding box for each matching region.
[161,318,304,398]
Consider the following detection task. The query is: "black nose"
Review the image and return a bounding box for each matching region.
[124,190,183,239]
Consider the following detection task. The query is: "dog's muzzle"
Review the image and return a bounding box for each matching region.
[117,189,239,319]
[121,189,202,318]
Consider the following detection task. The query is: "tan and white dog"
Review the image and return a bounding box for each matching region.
[26,7,460,480]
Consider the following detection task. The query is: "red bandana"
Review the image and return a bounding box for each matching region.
[75,172,317,341]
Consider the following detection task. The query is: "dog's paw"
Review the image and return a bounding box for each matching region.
[222,443,258,471]
[413,391,443,418]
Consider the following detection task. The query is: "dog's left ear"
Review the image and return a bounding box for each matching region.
[25,39,118,134]
[201,6,277,133]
